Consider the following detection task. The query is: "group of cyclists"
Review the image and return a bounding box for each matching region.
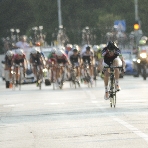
[4,40,125,100]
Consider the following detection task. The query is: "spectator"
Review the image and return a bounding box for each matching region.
[16,35,30,49]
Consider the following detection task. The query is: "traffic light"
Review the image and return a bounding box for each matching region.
[134,21,140,30]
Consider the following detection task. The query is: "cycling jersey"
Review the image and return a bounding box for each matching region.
[13,54,26,65]
[48,52,57,64]
[94,51,102,60]
[102,47,122,66]
[30,52,42,65]
[56,54,68,64]
[81,50,94,64]
[69,53,81,64]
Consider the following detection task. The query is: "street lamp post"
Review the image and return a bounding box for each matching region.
[10,28,14,40]
[32,27,38,42]
[57,0,62,28]
[16,29,20,41]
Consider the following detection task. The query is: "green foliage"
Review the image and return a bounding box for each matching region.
[0,0,148,46]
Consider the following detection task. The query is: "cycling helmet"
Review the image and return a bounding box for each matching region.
[6,50,13,57]
[31,48,38,54]
[73,48,78,52]
[51,47,56,53]
[66,44,72,51]
[17,49,24,56]
[86,46,90,51]
[56,50,63,56]
[107,41,117,51]
[92,45,99,52]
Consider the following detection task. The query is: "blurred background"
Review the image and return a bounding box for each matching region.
[0,0,147,53]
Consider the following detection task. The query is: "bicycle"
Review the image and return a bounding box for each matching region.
[11,63,24,90]
[58,64,67,89]
[104,64,122,108]
[50,61,57,90]
[93,61,99,87]
[69,63,80,89]
[82,61,92,88]
[34,61,43,90]
[11,65,16,90]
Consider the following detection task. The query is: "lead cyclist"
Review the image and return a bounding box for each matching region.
[101,41,126,100]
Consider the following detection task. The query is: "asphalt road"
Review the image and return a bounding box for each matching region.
[0,76,148,148]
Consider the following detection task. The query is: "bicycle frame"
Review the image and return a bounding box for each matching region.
[70,63,80,89]
[58,64,67,89]
[83,61,92,87]
[104,65,122,108]
[11,63,24,90]
[34,62,43,90]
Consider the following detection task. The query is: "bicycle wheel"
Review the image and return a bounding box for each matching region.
[59,69,65,89]
[109,79,116,108]
[113,92,116,108]
[36,69,42,90]
[93,67,97,87]
[11,68,16,90]
[18,70,21,91]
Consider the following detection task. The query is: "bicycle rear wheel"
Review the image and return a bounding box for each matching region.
[19,71,21,91]
[12,73,16,90]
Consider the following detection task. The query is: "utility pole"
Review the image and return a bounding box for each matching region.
[57,0,62,27]
[135,0,138,21]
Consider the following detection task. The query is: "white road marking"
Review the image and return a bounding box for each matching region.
[44,103,65,105]
[3,104,24,107]
[112,116,148,143]
[123,100,148,102]
[86,91,148,142]
[85,90,96,100]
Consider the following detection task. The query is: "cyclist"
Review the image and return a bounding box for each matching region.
[12,49,28,84]
[65,44,73,55]
[68,46,81,81]
[47,47,57,82]
[92,45,103,79]
[30,48,45,82]
[101,41,125,100]
[4,50,14,88]
[16,35,30,49]
[80,45,94,84]
[55,49,70,86]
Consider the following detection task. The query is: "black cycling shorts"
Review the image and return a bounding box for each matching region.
[14,59,24,65]
[82,56,91,65]
[57,59,67,64]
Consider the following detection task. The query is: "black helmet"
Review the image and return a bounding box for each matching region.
[107,41,117,51]
[73,48,78,52]
[86,46,90,51]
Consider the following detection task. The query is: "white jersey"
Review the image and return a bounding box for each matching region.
[80,48,94,57]
[16,41,30,49]
[68,50,73,59]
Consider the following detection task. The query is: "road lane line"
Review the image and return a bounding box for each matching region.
[44,103,65,105]
[84,90,96,100]
[85,91,148,142]
[3,104,24,107]
[112,117,148,143]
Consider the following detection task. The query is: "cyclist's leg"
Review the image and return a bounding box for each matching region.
[103,60,110,99]
[113,57,122,91]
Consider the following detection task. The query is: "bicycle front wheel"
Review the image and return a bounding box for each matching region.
[19,72,21,91]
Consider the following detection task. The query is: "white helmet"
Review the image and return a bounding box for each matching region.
[6,50,13,57]
[93,45,99,52]
[31,48,38,54]
[51,47,56,53]
[17,49,24,56]
[56,50,63,56]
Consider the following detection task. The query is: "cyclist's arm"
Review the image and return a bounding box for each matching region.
[119,55,126,70]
